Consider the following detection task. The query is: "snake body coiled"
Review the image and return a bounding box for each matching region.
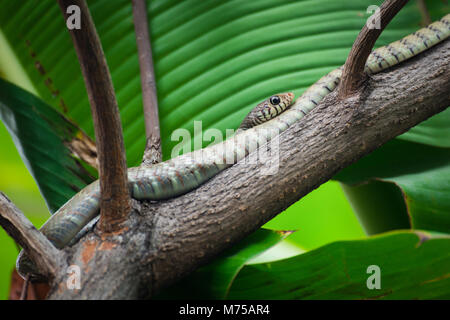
[17,14,450,279]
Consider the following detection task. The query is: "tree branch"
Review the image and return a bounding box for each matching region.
[47,39,449,299]
[132,0,162,165]
[0,192,63,280]
[57,0,130,232]
[339,0,408,98]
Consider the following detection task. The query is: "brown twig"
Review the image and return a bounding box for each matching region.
[417,0,432,25]
[132,0,162,165]
[57,0,130,232]
[0,192,63,280]
[338,0,409,98]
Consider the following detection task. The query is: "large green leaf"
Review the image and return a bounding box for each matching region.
[398,110,450,148]
[0,78,95,213]
[340,180,410,235]
[265,181,365,250]
[227,231,450,299]
[335,140,450,234]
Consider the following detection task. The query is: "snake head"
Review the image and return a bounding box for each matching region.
[239,92,295,130]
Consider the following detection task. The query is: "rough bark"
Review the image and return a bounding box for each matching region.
[58,0,130,233]
[44,39,449,299]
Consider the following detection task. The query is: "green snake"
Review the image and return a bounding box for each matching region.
[17,14,450,280]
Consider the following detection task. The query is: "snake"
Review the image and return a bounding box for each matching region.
[17,14,450,280]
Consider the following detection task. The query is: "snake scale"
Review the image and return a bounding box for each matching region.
[18,14,450,279]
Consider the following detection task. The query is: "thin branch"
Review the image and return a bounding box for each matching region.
[132,0,162,165]
[57,0,130,232]
[0,192,62,280]
[338,0,409,98]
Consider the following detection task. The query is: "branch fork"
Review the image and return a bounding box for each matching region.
[339,0,409,98]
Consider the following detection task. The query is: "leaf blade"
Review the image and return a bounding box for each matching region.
[0,79,95,213]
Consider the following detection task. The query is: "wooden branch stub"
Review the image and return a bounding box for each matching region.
[338,0,409,98]
[58,0,130,232]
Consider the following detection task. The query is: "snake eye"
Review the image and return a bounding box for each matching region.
[270,95,281,105]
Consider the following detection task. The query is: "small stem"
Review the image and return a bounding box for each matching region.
[132,0,162,165]
[0,192,62,280]
[58,0,130,232]
[338,0,409,98]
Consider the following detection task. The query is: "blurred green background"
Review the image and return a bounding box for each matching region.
[0,121,48,299]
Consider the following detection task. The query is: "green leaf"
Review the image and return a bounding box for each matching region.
[265,181,365,250]
[155,229,291,299]
[0,78,95,213]
[227,231,450,299]
[335,139,450,233]
[340,181,410,235]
